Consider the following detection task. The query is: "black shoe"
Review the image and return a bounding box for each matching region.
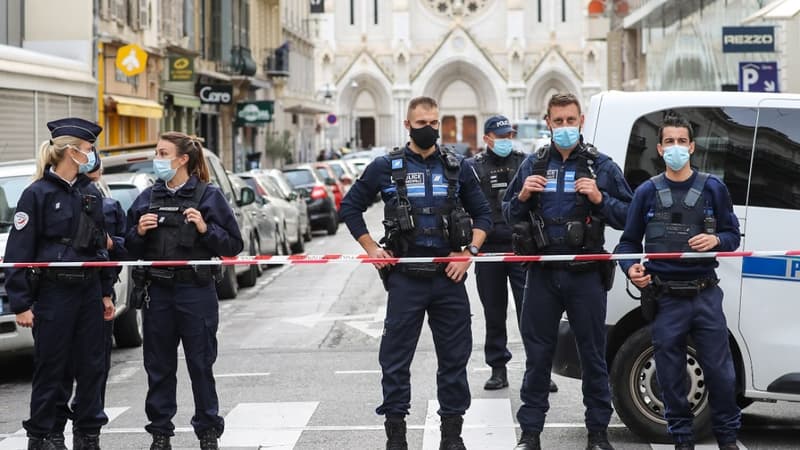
[514,431,541,450]
[72,431,100,450]
[48,433,67,450]
[27,437,57,450]
[384,416,408,450]
[198,429,219,450]
[549,379,559,392]
[150,433,172,450]
[484,366,509,390]
[586,430,614,450]
[674,442,694,450]
[439,416,465,450]
[718,443,739,450]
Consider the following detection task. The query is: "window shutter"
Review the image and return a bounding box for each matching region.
[139,0,149,29]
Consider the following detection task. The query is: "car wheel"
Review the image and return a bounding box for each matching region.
[237,237,259,288]
[290,225,305,254]
[326,210,338,235]
[610,326,712,444]
[216,265,238,300]
[113,302,142,348]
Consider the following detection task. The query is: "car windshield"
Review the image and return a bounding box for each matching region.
[103,160,154,175]
[269,174,295,198]
[0,175,30,232]
[284,169,315,187]
[328,164,345,178]
[315,168,329,180]
[108,184,140,212]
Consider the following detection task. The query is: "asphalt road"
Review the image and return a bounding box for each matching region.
[1,206,799,449]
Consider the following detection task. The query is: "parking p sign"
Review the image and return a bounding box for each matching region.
[738,62,779,92]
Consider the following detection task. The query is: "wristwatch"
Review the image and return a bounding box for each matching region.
[467,244,480,256]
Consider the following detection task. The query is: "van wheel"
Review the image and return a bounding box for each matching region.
[113,304,142,348]
[216,265,238,300]
[290,226,305,254]
[326,211,338,235]
[610,326,712,443]
[237,238,259,288]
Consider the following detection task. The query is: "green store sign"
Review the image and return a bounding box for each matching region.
[236,101,274,126]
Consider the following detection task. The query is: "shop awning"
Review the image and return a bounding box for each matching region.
[171,93,201,108]
[743,0,800,23]
[283,104,330,115]
[107,95,164,119]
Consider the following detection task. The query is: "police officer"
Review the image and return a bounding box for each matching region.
[339,96,492,450]
[5,118,112,450]
[503,94,632,450]
[125,132,244,450]
[615,115,741,450]
[51,160,127,450]
[467,115,558,393]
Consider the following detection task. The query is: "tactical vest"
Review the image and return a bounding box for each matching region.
[472,150,526,241]
[645,172,715,259]
[143,182,214,261]
[531,144,605,252]
[384,145,470,253]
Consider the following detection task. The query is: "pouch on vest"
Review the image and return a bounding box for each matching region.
[71,210,105,252]
[447,207,473,249]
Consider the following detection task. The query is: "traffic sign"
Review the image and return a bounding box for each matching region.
[326,114,337,125]
[116,44,147,77]
[738,62,779,92]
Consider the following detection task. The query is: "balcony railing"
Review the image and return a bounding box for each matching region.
[264,46,290,78]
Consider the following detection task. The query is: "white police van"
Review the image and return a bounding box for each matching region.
[552,90,800,442]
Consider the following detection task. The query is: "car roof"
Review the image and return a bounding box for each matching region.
[0,159,37,177]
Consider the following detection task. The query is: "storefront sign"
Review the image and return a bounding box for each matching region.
[723,26,775,53]
[198,84,233,104]
[116,44,148,77]
[169,56,194,81]
[236,101,274,126]
[310,0,324,13]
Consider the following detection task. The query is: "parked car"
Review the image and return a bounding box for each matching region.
[227,173,271,287]
[101,148,256,300]
[262,168,312,244]
[238,171,306,254]
[311,162,346,209]
[323,160,356,190]
[102,172,156,212]
[283,166,338,235]
[0,159,142,356]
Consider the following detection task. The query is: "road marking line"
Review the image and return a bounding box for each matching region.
[0,408,130,450]
[215,372,271,378]
[422,399,518,450]
[652,442,747,450]
[219,401,318,449]
[334,370,382,374]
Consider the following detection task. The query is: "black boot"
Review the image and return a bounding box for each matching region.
[586,430,614,450]
[484,366,509,390]
[439,415,465,450]
[48,433,67,450]
[72,431,100,450]
[27,437,57,450]
[384,415,408,450]
[198,429,219,450]
[150,433,172,450]
[549,379,559,392]
[675,443,694,450]
[514,431,541,450]
[718,443,739,450]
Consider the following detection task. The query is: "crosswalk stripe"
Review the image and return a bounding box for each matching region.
[219,401,318,449]
[421,399,517,450]
[652,442,747,450]
[0,407,129,450]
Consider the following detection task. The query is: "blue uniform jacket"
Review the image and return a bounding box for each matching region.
[502,142,632,252]
[5,169,110,314]
[100,197,128,295]
[615,171,741,280]
[125,176,244,259]
[340,145,492,253]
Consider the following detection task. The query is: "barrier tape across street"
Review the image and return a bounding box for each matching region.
[0,249,797,268]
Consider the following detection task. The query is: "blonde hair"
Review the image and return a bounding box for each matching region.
[34,136,84,180]
[159,131,211,183]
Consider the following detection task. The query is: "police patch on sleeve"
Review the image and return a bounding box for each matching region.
[14,212,29,230]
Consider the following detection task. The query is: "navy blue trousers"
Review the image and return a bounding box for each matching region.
[24,279,107,437]
[143,282,223,438]
[376,271,472,417]
[474,261,526,368]
[517,268,613,433]
[651,285,740,445]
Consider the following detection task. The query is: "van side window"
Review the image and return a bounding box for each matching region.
[623,107,756,206]
[751,108,800,210]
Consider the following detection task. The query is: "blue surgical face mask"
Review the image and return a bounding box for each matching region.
[71,147,97,174]
[492,139,513,157]
[153,158,177,182]
[552,126,581,149]
[662,145,691,171]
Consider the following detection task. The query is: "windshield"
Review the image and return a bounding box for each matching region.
[516,123,542,140]
[328,164,345,178]
[103,160,154,175]
[0,175,31,232]
[108,185,140,212]
[284,169,315,187]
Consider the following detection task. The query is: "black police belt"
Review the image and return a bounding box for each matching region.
[41,267,99,283]
[654,277,719,297]
[395,262,445,278]
[134,266,215,286]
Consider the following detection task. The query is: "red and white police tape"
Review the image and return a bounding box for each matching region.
[0,249,798,268]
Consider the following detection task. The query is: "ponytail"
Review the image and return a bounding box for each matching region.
[33,136,82,180]
[159,131,210,183]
